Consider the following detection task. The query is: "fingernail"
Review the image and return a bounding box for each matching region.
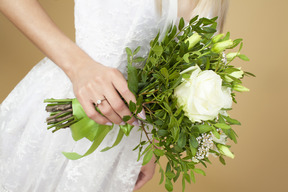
[137,109,146,120]
[105,122,113,126]
[132,120,140,127]
[120,121,125,125]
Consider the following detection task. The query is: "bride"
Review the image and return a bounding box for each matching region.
[0,0,228,191]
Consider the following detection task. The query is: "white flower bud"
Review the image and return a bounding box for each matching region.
[233,84,250,92]
[212,40,233,53]
[226,52,240,61]
[185,33,202,50]
[212,34,224,43]
[217,144,235,159]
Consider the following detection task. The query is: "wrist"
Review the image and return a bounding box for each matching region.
[55,45,98,81]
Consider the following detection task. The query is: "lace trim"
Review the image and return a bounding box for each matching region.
[0,186,9,192]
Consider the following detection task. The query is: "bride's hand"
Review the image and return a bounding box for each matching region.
[69,60,139,126]
[133,155,157,191]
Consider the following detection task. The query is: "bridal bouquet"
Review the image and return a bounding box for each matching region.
[45,16,253,191]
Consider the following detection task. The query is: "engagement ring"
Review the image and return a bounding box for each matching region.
[96,98,106,106]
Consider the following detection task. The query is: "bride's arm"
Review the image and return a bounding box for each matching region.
[0,0,139,125]
[0,0,81,76]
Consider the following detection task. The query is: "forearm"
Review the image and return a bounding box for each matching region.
[0,0,91,79]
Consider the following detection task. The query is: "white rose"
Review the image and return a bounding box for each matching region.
[174,66,232,123]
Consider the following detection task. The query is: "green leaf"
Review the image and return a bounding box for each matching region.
[212,129,220,139]
[125,47,132,56]
[149,57,157,65]
[190,143,197,157]
[133,57,145,63]
[196,125,213,133]
[122,115,131,122]
[165,179,173,192]
[160,68,169,79]
[203,27,217,33]
[226,129,238,144]
[219,156,226,165]
[238,54,250,61]
[190,135,199,148]
[244,71,256,77]
[157,129,169,136]
[182,176,186,192]
[169,70,180,80]
[223,116,241,125]
[189,15,199,25]
[119,123,133,136]
[183,53,190,63]
[159,166,165,184]
[133,144,140,151]
[133,46,141,55]
[214,123,231,130]
[202,17,216,25]
[239,42,244,52]
[230,38,243,49]
[142,150,153,165]
[178,17,185,30]
[166,162,172,172]
[183,173,191,184]
[193,168,206,176]
[177,133,187,148]
[218,114,226,124]
[165,171,176,179]
[190,170,196,183]
[154,149,165,157]
[171,76,183,89]
[173,168,181,182]
[153,45,163,56]
[223,32,230,41]
[128,101,137,113]
[127,63,138,96]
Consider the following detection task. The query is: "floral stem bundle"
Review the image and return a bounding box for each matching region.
[45,16,254,191]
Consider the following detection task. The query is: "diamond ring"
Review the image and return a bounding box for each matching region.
[96,98,106,106]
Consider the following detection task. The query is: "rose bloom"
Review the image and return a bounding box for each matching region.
[174,66,232,123]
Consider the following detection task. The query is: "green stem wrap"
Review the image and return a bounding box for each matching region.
[62,99,125,160]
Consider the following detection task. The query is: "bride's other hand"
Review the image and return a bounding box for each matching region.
[69,60,138,126]
[133,155,157,191]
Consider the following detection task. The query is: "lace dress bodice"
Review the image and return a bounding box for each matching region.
[75,0,177,77]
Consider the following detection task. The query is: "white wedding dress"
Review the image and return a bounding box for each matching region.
[0,0,177,192]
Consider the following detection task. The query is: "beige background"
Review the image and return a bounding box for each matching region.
[0,0,287,191]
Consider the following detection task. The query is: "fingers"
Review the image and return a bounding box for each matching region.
[97,99,123,125]
[103,84,138,125]
[111,71,140,124]
[77,97,112,125]
[73,67,141,126]
[134,155,157,190]
[87,84,123,125]
[113,72,137,104]
[133,168,154,191]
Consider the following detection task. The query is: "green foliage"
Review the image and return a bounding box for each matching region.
[124,16,253,191]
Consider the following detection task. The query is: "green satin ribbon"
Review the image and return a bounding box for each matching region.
[62,99,126,160]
